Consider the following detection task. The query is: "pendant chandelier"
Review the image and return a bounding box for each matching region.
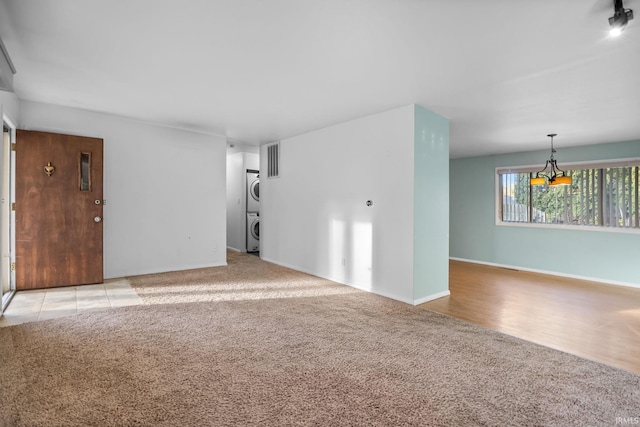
[530,134,572,186]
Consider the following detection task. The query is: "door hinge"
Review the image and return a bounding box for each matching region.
[11,262,15,272]
[11,143,16,151]
[11,202,15,211]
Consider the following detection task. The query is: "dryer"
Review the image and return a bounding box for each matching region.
[246,170,259,212]
[246,212,260,253]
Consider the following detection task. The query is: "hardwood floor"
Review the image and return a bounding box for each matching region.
[420,260,640,374]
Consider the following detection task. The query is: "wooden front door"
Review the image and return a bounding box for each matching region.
[15,130,104,290]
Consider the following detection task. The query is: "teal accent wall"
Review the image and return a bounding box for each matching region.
[414,105,450,300]
[450,139,640,285]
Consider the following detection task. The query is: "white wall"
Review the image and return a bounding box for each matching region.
[227,142,259,156]
[260,105,416,303]
[245,154,259,173]
[19,101,227,278]
[0,90,18,124]
[226,151,258,252]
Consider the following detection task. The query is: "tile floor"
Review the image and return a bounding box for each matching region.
[0,278,143,327]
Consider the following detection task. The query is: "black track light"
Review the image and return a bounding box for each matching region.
[609,0,634,36]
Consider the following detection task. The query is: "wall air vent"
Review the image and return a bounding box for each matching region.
[267,142,280,178]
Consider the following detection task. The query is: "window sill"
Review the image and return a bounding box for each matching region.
[495,220,640,235]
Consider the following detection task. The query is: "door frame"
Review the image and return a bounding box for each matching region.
[1,116,16,313]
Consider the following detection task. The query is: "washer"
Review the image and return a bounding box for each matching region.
[246,170,259,213]
[246,212,260,253]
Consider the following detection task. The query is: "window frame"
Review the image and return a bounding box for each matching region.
[495,157,640,235]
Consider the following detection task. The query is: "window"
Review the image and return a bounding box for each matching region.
[498,160,640,230]
[79,152,91,191]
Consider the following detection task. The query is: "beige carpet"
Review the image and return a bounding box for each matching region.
[1,252,639,426]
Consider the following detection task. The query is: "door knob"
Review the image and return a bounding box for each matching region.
[94,216,102,223]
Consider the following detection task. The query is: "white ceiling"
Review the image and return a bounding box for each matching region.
[1,0,639,158]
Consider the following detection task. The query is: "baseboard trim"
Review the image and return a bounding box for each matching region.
[259,257,305,274]
[344,281,415,305]
[449,257,640,289]
[413,290,451,306]
[260,257,416,305]
[112,262,228,279]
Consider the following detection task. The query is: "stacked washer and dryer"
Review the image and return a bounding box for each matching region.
[246,170,260,253]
